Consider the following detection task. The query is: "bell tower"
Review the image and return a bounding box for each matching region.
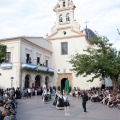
[53,0,76,26]
[47,0,84,40]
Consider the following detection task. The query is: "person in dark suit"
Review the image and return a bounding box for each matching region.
[81,91,88,112]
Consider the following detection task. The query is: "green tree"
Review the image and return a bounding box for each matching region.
[0,44,7,63]
[68,34,120,88]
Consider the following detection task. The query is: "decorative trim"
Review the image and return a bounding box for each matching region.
[47,26,85,40]
[48,35,85,40]
[54,6,75,12]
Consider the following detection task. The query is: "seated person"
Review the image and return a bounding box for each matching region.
[107,94,116,107]
[101,94,109,105]
[91,92,99,102]
[117,103,120,109]
[109,93,120,108]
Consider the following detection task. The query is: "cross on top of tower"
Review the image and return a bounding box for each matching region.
[84,20,89,29]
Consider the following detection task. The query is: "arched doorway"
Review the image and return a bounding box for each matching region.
[45,76,49,89]
[25,74,30,88]
[35,75,41,88]
[61,78,67,92]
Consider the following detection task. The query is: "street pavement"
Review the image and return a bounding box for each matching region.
[16,95,120,120]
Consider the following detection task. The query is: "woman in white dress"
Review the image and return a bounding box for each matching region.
[63,93,70,115]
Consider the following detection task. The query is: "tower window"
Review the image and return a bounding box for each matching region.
[59,15,63,23]
[66,13,70,22]
[63,2,66,7]
[63,31,66,35]
[61,42,68,55]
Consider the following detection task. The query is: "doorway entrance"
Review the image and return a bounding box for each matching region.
[61,78,67,92]
[25,74,30,88]
[35,75,41,88]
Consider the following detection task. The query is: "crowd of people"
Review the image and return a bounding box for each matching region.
[0,85,119,119]
[0,88,17,120]
[70,86,120,109]
[0,86,57,120]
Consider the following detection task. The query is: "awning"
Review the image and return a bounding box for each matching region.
[22,63,37,69]
[0,62,12,69]
[47,68,54,72]
[37,66,48,71]
[22,63,54,73]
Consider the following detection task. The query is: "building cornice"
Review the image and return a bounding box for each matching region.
[21,38,52,54]
[54,6,75,12]
[0,36,43,41]
[47,35,85,40]
[0,37,52,54]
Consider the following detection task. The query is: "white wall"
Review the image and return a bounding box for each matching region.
[0,40,21,89]
[50,35,102,89]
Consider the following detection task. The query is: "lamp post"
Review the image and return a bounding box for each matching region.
[11,77,14,88]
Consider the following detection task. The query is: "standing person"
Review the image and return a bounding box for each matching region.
[56,91,64,110]
[43,88,47,95]
[28,88,31,98]
[62,89,65,95]
[81,91,88,112]
[63,93,70,115]
[21,88,25,99]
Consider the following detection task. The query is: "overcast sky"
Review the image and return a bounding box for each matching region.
[0,0,120,49]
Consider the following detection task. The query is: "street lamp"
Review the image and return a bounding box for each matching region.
[11,77,14,88]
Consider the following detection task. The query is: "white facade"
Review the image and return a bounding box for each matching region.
[0,37,54,89]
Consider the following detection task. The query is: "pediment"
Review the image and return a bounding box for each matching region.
[47,27,85,40]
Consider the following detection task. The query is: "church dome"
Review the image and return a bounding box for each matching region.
[81,28,97,43]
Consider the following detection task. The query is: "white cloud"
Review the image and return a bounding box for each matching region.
[0,0,120,49]
[0,8,16,13]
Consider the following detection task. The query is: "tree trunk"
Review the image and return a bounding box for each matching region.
[112,78,119,89]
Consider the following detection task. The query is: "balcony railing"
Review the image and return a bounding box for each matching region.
[22,63,54,74]
[22,63,37,69]
[0,62,54,74]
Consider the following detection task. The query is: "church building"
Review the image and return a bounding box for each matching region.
[47,0,102,90]
[0,0,112,90]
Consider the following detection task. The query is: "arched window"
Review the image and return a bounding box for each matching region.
[35,75,41,88]
[25,74,30,88]
[63,2,66,7]
[59,15,63,23]
[66,13,70,22]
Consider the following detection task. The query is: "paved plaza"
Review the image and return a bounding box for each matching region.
[16,96,120,120]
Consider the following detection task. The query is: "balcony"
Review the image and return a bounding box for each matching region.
[22,63,54,75]
[0,62,12,69]
[0,62,54,75]
[22,63,37,69]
